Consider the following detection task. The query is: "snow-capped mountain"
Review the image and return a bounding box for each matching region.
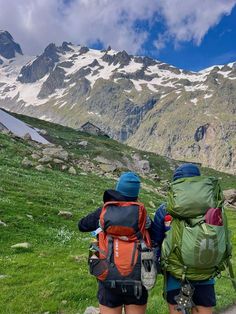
[0,31,235,174]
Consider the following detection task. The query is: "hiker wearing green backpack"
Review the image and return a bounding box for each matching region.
[151,163,234,314]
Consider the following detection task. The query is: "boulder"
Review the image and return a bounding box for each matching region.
[68,166,77,175]
[224,189,236,206]
[22,157,34,168]
[11,242,31,249]
[58,211,73,219]
[99,164,117,173]
[23,133,32,141]
[42,147,69,161]
[31,153,41,160]
[35,165,45,172]
[53,158,64,164]
[38,156,52,163]
[78,141,88,147]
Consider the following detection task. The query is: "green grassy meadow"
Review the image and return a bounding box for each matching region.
[0,115,236,314]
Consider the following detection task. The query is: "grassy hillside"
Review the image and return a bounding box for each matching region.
[0,114,236,314]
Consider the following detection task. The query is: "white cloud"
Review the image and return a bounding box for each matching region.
[155,0,236,49]
[0,0,235,56]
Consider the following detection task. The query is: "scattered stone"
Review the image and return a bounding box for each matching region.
[84,307,100,314]
[23,133,32,141]
[68,166,77,175]
[94,156,112,164]
[138,160,150,173]
[78,140,88,147]
[61,300,67,305]
[22,157,34,168]
[58,211,73,219]
[0,275,8,279]
[99,164,117,173]
[149,201,156,208]
[149,174,161,181]
[39,129,47,135]
[35,165,45,172]
[11,242,32,249]
[53,158,64,164]
[0,220,7,227]
[42,147,69,161]
[61,165,68,171]
[38,156,52,163]
[224,189,236,206]
[31,153,41,160]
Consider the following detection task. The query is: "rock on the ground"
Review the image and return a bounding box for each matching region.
[42,146,69,161]
[31,153,41,160]
[149,201,156,208]
[38,156,52,163]
[99,163,117,173]
[11,242,31,249]
[0,220,7,227]
[78,141,88,147]
[68,166,77,175]
[23,133,32,141]
[83,307,100,314]
[224,189,236,206]
[58,211,73,219]
[35,165,45,172]
[22,157,34,167]
[53,158,64,164]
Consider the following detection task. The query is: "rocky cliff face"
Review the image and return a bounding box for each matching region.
[0,31,23,59]
[0,32,235,174]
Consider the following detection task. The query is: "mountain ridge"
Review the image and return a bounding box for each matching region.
[0,31,235,174]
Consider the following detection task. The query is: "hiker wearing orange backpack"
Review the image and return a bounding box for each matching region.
[151,163,234,314]
[79,172,156,314]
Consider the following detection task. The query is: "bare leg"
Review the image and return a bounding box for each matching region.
[192,306,213,314]
[125,304,147,314]
[99,304,123,314]
[168,303,213,314]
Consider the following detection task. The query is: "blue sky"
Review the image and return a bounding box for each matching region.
[0,0,236,71]
[146,5,236,71]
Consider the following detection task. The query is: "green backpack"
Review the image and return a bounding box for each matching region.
[161,176,236,288]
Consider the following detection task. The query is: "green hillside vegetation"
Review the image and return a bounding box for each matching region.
[0,114,236,313]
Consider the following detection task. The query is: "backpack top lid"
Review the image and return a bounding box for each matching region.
[100,201,147,238]
[173,163,200,181]
[167,176,223,218]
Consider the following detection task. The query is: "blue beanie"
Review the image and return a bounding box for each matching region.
[173,163,201,181]
[115,172,141,198]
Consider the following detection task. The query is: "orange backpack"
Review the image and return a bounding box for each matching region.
[89,201,153,298]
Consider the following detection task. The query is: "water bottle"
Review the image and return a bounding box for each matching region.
[90,227,102,237]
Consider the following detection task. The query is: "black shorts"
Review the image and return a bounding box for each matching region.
[98,282,148,308]
[166,284,216,307]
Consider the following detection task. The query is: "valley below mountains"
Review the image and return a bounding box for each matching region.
[0,30,235,174]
